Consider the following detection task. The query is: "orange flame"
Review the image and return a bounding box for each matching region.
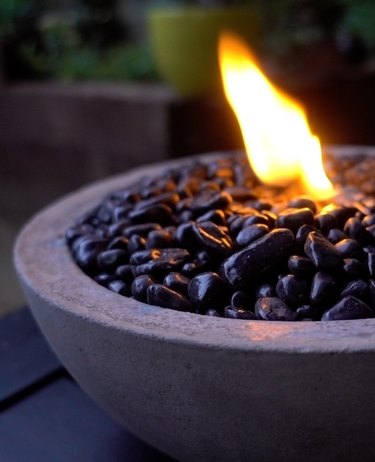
[218,32,334,201]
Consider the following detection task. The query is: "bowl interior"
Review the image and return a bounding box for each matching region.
[14,148,375,354]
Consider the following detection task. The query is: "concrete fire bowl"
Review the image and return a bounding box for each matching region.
[14,150,375,462]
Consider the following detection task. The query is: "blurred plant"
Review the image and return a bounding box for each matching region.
[340,0,375,50]
[0,0,47,79]
[27,37,157,81]
[76,0,125,48]
[0,0,158,81]
[149,0,373,66]
[150,0,245,5]
[1,0,375,82]
[0,0,40,37]
[242,0,372,72]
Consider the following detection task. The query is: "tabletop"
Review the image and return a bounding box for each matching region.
[0,307,174,462]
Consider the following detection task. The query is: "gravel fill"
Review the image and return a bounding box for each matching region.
[66,151,375,321]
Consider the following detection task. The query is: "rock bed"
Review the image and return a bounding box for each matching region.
[66,151,375,321]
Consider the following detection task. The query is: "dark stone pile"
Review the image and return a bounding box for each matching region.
[66,152,375,321]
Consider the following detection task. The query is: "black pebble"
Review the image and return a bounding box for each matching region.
[146,229,174,249]
[147,284,191,311]
[310,271,337,305]
[344,217,371,244]
[65,224,93,245]
[94,273,115,286]
[255,297,298,321]
[163,272,190,297]
[191,190,232,216]
[328,206,358,228]
[128,235,146,253]
[276,274,309,307]
[108,280,131,296]
[179,210,193,222]
[340,279,368,300]
[366,224,375,239]
[193,221,233,259]
[181,260,210,278]
[335,238,365,260]
[231,291,253,310]
[174,221,198,250]
[74,237,108,272]
[129,204,175,226]
[130,249,157,265]
[124,223,162,238]
[288,197,317,213]
[225,305,257,319]
[235,224,269,247]
[134,191,180,210]
[133,259,179,279]
[327,228,347,244]
[229,216,246,236]
[288,255,315,278]
[314,213,337,233]
[108,236,129,250]
[222,229,294,288]
[304,232,343,270]
[97,249,129,272]
[255,283,276,299]
[295,225,318,250]
[132,275,157,302]
[343,258,366,278]
[262,210,277,227]
[276,207,314,233]
[321,296,373,320]
[363,214,375,227]
[188,272,230,313]
[242,214,269,226]
[130,248,190,266]
[115,264,134,283]
[225,186,255,202]
[196,209,226,226]
[112,205,131,222]
[296,304,322,320]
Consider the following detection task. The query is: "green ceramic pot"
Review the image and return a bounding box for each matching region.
[148,6,260,97]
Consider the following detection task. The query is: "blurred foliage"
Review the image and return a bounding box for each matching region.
[19,20,157,81]
[0,0,158,81]
[1,0,375,82]
[340,0,375,49]
[0,0,41,37]
[27,34,158,81]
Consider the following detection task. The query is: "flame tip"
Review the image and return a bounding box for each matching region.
[218,33,334,201]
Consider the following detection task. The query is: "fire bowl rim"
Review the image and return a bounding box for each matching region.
[14,146,375,354]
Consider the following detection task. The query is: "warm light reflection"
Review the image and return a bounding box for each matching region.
[218,32,335,201]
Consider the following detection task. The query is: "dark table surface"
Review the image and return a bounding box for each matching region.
[0,307,174,462]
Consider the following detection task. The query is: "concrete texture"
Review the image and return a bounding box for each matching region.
[14,153,375,462]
